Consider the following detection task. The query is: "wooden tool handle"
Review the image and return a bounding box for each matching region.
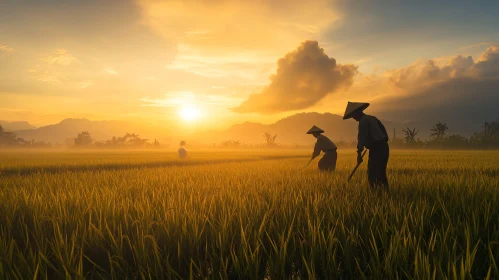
[347,150,367,182]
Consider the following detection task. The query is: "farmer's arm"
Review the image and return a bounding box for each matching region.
[357,119,368,154]
[312,141,321,159]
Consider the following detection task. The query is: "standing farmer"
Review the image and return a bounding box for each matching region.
[178,140,187,159]
[343,102,389,189]
[307,125,338,172]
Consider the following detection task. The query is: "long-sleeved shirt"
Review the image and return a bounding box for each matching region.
[312,134,337,159]
[357,114,388,153]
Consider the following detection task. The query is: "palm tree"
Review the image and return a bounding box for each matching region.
[402,127,419,143]
[430,122,448,141]
[263,132,278,146]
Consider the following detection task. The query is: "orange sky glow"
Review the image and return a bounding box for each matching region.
[1,0,498,131]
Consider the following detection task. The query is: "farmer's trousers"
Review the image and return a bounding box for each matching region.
[367,141,389,189]
[318,149,337,172]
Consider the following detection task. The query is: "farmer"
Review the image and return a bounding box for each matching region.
[307,125,338,172]
[343,102,389,189]
[178,140,187,159]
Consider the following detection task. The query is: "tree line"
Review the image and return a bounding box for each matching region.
[213,120,499,150]
[0,125,51,148]
[391,120,499,149]
[73,131,161,149]
[1,119,499,149]
[0,126,161,149]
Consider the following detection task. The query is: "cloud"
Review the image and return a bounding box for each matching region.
[103,67,119,75]
[304,45,499,134]
[458,42,493,51]
[474,46,499,77]
[26,49,77,85]
[387,55,475,90]
[37,74,63,84]
[232,41,358,114]
[136,0,338,78]
[140,91,243,108]
[376,77,499,120]
[165,44,275,79]
[41,49,76,66]
[371,46,499,133]
[0,45,14,52]
[383,46,499,93]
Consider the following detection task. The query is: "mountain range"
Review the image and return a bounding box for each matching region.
[5,112,491,146]
[200,112,427,145]
[0,121,37,131]
[13,118,172,145]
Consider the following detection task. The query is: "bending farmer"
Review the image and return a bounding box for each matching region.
[307,125,337,172]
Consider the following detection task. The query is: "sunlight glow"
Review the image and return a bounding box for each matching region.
[179,106,201,121]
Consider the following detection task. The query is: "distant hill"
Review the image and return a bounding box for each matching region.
[8,112,491,146]
[372,77,499,138]
[200,111,488,146]
[14,118,171,145]
[0,120,37,131]
[200,112,406,145]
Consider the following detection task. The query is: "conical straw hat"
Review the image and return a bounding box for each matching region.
[343,101,370,119]
[306,125,324,134]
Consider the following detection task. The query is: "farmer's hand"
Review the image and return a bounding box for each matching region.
[357,153,363,164]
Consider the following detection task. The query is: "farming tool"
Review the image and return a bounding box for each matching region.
[304,158,313,168]
[347,150,367,182]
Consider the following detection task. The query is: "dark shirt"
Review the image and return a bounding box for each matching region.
[357,114,388,153]
[312,134,337,159]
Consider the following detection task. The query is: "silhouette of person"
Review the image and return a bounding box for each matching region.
[343,102,389,190]
[178,140,187,159]
[307,125,337,172]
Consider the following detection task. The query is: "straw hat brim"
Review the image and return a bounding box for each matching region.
[343,103,370,119]
[306,125,325,134]
[306,130,324,134]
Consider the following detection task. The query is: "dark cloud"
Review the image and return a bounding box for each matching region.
[387,46,499,91]
[374,46,499,135]
[473,46,499,78]
[232,41,357,114]
[388,55,474,89]
[377,77,499,121]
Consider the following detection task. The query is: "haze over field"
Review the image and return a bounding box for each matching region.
[2,114,474,146]
[1,0,498,137]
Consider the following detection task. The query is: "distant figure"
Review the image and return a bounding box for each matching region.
[178,140,187,159]
[307,125,337,172]
[343,102,389,189]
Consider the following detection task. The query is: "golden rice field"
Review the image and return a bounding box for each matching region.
[0,149,498,279]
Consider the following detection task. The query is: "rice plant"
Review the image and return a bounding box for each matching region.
[0,150,498,279]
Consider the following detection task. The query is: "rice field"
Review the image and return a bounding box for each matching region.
[0,149,498,279]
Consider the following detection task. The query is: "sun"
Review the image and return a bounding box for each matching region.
[179,106,201,121]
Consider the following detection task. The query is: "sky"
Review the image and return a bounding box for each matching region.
[1,0,498,129]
